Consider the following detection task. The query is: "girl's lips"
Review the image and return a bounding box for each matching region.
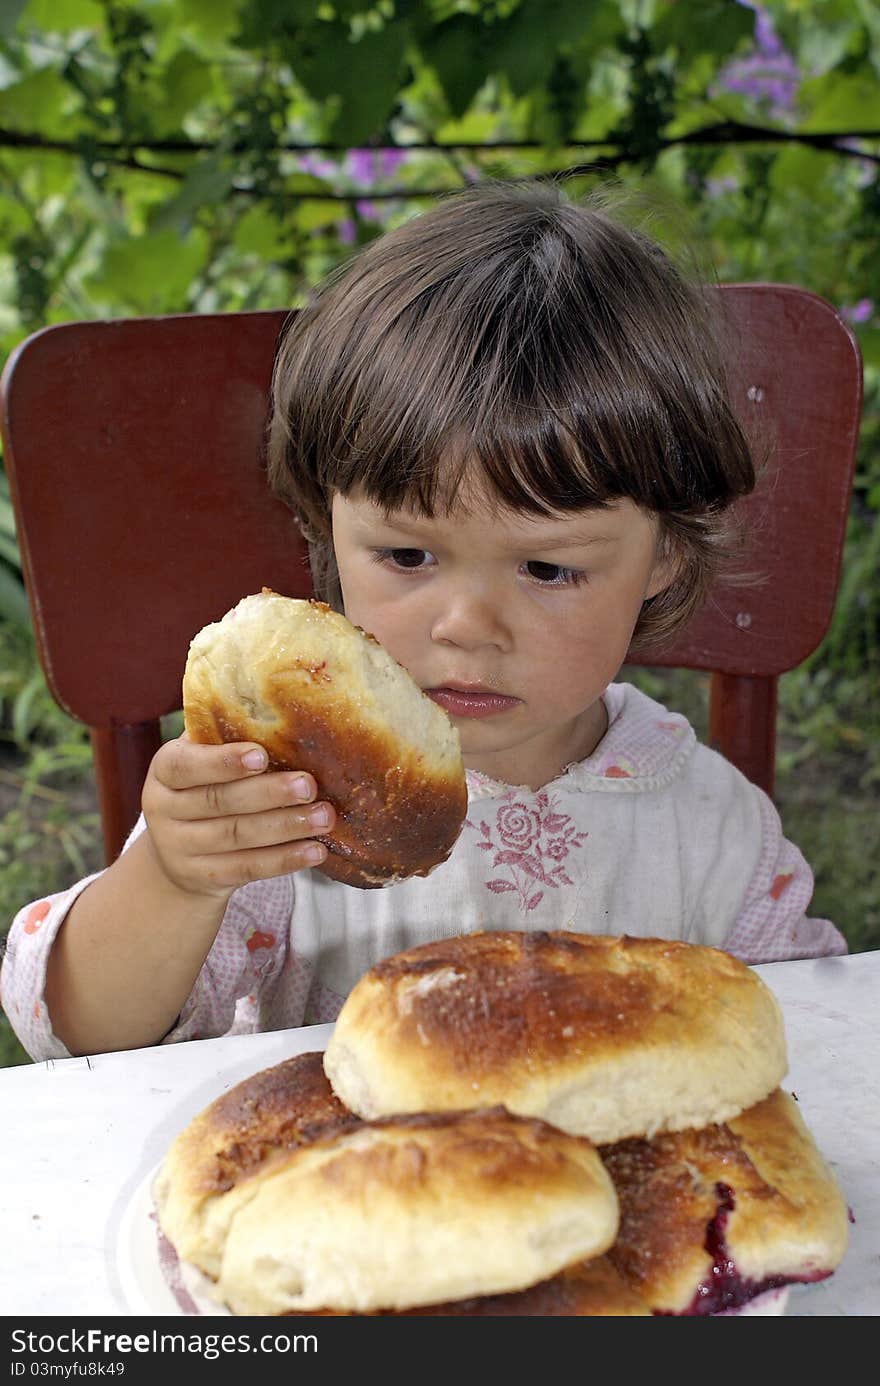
[425,687,521,719]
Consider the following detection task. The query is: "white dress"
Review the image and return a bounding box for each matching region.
[0,683,846,1060]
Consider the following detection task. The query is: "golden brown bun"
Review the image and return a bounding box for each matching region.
[287,1257,651,1316]
[601,1087,849,1315]
[726,1089,849,1282]
[323,930,787,1143]
[214,1106,619,1315]
[182,590,467,888]
[153,1052,359,1279]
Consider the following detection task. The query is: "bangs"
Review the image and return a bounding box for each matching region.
[269,183,753,539]
[306,289,749,526]
[266,180,757,644]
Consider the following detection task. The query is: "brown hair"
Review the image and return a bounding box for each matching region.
[267,180,755,648]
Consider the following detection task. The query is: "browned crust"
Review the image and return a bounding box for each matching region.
[167,1052,360,1199]
[600,1087,848,1313]
[357,930,773,1081]
[726,1089,849,1276]
[185,692,466,887]
[285,1257,651,1316]
[183,599,467,888]
[600,1122,739,1309]
[294,1103,612,1206]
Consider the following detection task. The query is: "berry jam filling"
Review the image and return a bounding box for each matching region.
[664,1182,833,1316]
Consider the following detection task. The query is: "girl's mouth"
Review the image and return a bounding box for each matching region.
[425,687,521,719]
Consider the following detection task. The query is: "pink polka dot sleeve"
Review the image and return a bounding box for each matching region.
[0,816,301,1060]
[162,873,296,1043]
[1,871,104,1060]
[723,788,847,963]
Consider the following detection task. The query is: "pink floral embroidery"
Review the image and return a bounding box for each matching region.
[496,802,541,851]
[467,791,587,912]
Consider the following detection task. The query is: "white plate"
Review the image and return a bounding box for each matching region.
[116,1164,230,1317]
[114,1165,788,1318]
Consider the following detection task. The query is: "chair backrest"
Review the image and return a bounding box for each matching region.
[1,286,862,863]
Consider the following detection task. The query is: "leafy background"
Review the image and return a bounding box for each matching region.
[1,0,878,1064]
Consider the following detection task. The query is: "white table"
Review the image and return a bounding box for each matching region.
[2,951,878,1317]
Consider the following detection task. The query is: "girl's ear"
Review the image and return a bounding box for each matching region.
[644,536,683,600]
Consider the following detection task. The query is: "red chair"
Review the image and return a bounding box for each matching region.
[0,286,862,864]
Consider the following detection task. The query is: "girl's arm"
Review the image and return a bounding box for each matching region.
[30,735,334,1056]
[723,789,847,964]
[44,829,231,1053]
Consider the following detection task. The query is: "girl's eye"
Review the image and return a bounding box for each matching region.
[523,560,586,587]
[374,547,434,571]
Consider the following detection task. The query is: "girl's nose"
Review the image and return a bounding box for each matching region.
[429,582,513,652]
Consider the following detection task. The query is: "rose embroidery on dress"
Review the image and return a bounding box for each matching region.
[467,791,587,912]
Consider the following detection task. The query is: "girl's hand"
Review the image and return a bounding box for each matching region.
[141,734,335,898]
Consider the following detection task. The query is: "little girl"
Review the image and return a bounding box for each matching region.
[1,181,846,1061]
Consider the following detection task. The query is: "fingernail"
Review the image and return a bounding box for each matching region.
[309,805,331,829]
[303,843,326,865]
[242,749,267,771]
[291,775,313,801]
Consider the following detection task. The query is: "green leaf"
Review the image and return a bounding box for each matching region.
[148,50,216,136]
[0,532,20,565]
[0,68,73,137]
[178,0,243,43]
[768,144,839,208]
[148,156,233,233]
[491,0,609,99]
[801,69,880,130]
[791,15,863,79]
[651,0,754,59]
[11,666,44,742]
[0,562,30,630]
[87,227,209,312]
[17,0,104,32]
[235,0,331,48]
[295,20,411,145]
[294,199,352,233]
[234,199,349,254]
[855,325,880,370]
[0,0,28,39]
[419,15,488,118]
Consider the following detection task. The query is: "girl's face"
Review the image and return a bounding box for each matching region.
[331,482,673,789]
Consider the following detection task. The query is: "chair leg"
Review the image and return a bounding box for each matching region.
[708,673,778,797]
[90,722,163,864]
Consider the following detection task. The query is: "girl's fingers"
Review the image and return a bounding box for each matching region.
[148,736,321,820]
[152,735,273,791]
[174,801,336,856]
[191,837,329,890]
[169,769,319,822]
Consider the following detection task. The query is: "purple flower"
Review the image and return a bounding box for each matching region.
[840,299,874,325]
[345,147,407,189]
[355,198,377,219]
[754,6,784,58]
[346,148,375,183]
[715,3,799,118]
[706,174,739,197]
[380,148,406,178]
[298,153,339,180]
[337,218,357,245]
